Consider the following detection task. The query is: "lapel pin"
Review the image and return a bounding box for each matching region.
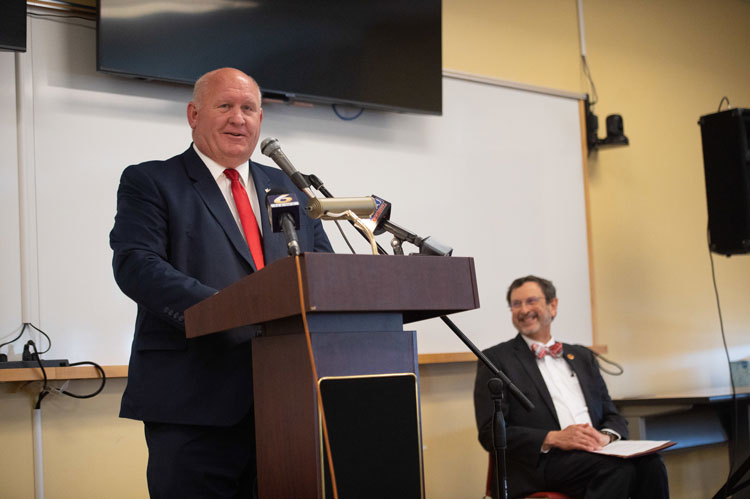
[264,187,270,193]
[567,353,575,360]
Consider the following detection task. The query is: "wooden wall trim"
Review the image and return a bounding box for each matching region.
[0,346,609,381]
[579,99,598,345]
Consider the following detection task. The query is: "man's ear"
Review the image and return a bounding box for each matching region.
[187,102,197,129]
[549,297,559,320]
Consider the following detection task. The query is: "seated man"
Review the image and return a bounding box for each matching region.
[474,275,668,499]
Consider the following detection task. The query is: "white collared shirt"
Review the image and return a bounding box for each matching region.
[522,335,592,430]
[193,144,263,238]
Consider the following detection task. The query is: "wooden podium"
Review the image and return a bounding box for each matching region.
[185,253,479,499]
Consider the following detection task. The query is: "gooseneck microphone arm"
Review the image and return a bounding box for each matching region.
[306,174,332,198]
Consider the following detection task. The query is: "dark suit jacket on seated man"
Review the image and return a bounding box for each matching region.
[474,276,668,499]
[110,67,332,498]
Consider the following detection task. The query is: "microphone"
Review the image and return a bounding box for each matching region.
[305,197,377,220]
[265,190,301,256]
[260,138,315,199]
[368,195,392,235]
[359,195,392,235]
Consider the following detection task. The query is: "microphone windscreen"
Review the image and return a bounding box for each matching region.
[260,137,280,157]
[266,190,301,232]
[369,195,392,235]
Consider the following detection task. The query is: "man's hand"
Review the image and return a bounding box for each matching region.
[542,423,611,452]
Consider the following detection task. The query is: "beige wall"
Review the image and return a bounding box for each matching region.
[580,0,750,397]
[432,0,749,497]
[3,0,750,497]
[2,379,148,498]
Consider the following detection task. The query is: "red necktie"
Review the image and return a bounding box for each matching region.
[224,168,264,270]
[531,342,563,360]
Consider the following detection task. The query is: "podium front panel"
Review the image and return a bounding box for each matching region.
[252,318,421,498]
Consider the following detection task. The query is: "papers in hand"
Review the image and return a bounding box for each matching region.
[591,440,676,458]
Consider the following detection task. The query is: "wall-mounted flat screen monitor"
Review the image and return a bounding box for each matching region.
[97,0,442,115]
[0,0,27,52]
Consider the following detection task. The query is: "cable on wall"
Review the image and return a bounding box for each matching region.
[707,226,739,476]
[0,322,51,361]
[591,350,624,376]
[576,0,598,106]
[27,341,107,409]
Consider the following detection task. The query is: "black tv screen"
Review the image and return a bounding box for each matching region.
[97,0,442,115]
[0,0,27,52]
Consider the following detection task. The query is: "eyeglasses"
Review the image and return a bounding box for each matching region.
[509,296,545,310]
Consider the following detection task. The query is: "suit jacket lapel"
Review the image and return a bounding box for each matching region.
[562,345,598,416]
[511,334,560,427]
[183,147,255,270]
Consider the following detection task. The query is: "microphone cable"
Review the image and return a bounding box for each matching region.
[590,350,624,376]
[709,95,738,487]
[707,224,739,478]
[293,254,339,499]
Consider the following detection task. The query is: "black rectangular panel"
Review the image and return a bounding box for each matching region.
[319,374,423,498]
[0,0,26,52]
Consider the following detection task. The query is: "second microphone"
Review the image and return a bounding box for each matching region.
[305,197,376,220]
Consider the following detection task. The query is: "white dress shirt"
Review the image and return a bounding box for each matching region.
[521,335,621,449]
[193,144,263,238]
[522,335,592,430]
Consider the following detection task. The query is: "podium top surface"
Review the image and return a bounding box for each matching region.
[185,253,479,338]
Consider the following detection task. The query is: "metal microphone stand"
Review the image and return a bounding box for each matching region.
[439,316,532,499]
[488,378,509,499]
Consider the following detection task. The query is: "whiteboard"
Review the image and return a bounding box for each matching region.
[0,51,22,350]
[4,16,591,365]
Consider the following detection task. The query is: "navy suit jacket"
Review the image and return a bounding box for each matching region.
[474,334,628,497]
[110,146,332,426]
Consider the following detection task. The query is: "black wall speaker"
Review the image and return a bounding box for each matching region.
[698,108,750,255]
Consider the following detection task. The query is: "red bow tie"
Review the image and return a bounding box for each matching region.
[531,342,563,360]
